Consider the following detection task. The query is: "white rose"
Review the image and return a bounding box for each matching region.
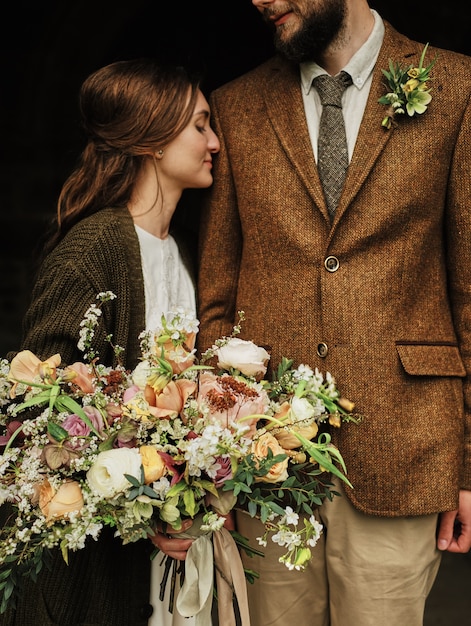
[214,338,270,378]
[87,448,142,498]
[290,396,316,423]
[131,360,151,389]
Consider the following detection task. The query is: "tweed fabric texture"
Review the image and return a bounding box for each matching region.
[198,21,471,518]
[313,71,352,219]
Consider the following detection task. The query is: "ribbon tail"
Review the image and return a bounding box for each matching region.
[176,534,214,625]
[213,528,251,626]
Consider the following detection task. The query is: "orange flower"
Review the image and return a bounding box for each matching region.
[251,432,289,483]
[140,445,166,483]
[148,379,197,418]
[9,350,61,398]
[63,362,95,394]
[38,478,84,525]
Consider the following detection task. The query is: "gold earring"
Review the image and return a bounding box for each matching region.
[157,149,164,157]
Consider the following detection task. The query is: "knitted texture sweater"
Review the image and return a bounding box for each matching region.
[1,206,194,626]
[19,206,146,369]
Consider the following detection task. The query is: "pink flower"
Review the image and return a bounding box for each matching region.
[63,406,104,438]
[0,420,24,447]
[197,372,269,436]
[123,385,140,403]
[213,455,233,487]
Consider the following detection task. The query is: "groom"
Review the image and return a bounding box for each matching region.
[197,1,471,625]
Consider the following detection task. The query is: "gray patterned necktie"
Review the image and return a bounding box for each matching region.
[313,71,352,220]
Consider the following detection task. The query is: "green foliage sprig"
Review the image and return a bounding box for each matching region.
[379,44,436,129]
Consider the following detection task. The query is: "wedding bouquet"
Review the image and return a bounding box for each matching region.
[0,292,360,620]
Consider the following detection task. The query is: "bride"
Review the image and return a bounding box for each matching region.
[4,58,219,626]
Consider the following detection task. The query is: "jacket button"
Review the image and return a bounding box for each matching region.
[324,256,339,272]
[317,342,328,357]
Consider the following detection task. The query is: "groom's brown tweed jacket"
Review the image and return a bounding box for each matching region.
[198,21,471,517]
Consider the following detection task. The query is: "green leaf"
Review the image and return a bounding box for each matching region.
[55,394,101,437]
[166,481,188,497]
[127,488,141,501]
[235,483,251,495]
[248,500,257,517]
[124,473,141,488]
[60,541,69,565]
[98,435,117,451]
[13,389,53,411]
[142,485,160,499]
[183,488,197,517]
[47,421,69,442]
[194,478,219,497]
[294,432,353,488]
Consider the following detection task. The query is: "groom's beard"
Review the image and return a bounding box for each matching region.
[265,0,347,63]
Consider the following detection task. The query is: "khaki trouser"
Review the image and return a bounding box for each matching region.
[236,482,441,626]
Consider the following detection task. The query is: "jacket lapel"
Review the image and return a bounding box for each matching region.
[260,25,419,227]
[261,56,330,221]
[334,24,417,225]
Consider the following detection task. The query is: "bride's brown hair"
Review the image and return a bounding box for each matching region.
[45,58,199,253]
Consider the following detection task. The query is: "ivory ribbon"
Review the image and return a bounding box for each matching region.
[176,533,213,626]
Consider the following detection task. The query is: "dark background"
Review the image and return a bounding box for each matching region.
[1,0,471,357]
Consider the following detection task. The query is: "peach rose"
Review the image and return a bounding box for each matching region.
[148,379,197,419]
[251,432,289,484]
[38,478,84,525]
[270,399,319,449]
[197,372,268,436]
[140,445,166,483]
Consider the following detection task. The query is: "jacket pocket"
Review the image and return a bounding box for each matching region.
[396,342,466,377]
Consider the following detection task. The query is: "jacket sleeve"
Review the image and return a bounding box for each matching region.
[445,88,471,489]
[197,94,242,352]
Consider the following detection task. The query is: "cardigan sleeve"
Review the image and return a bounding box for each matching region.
[20,256,117,367]
[18,208,146,369]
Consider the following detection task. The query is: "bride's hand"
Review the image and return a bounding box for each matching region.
[148,520,194,561]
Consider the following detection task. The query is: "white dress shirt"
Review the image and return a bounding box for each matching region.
[300,9,385,162]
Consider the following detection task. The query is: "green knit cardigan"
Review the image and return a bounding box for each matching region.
[1,206,195,626]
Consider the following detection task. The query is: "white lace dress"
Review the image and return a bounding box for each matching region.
[136,225,196,625]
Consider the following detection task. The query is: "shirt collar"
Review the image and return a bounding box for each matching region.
[300,9,385,94]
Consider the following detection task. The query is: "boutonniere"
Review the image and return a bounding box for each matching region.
[378,43,437,129]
